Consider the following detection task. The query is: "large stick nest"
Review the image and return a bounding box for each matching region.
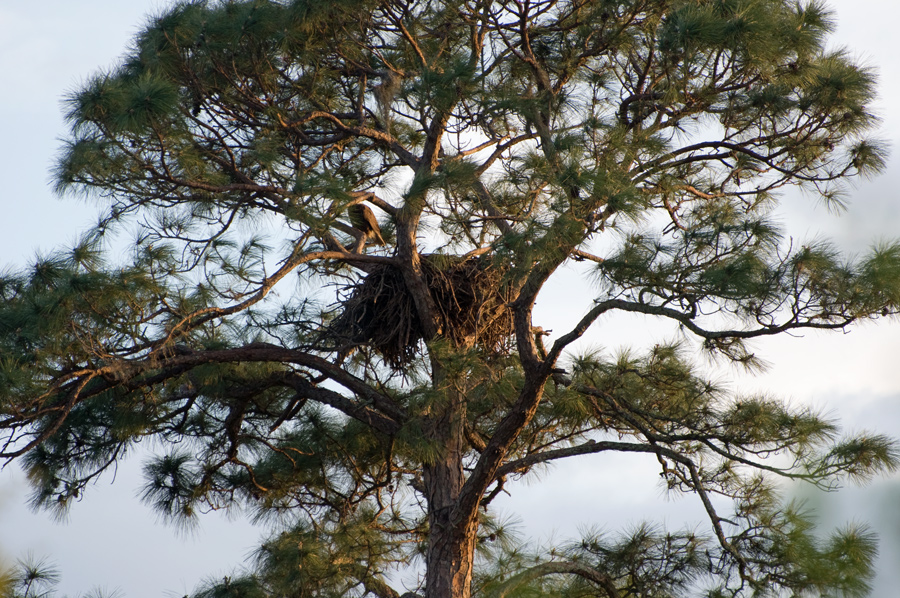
[326,255,514,366]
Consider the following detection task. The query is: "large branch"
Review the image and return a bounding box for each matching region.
[496,439,661,478]
[157,344,407,423]
[566,382,747,573]
[284,373,401,435]
[547,297,856,364]
[1,344,406,459]
[453,349,550,526]
[394,104,461,339]
[633,138,849,185]
[151,247,395,350]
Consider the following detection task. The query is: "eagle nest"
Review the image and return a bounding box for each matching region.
[326,255,514,367]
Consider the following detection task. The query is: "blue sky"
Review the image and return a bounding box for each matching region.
[1,1,899,596]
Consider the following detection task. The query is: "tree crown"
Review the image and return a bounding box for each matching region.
[2,1,898,597]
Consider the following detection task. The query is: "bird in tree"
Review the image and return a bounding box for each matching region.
[348,202,386,247]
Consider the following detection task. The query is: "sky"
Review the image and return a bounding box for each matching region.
[0,1,898,596]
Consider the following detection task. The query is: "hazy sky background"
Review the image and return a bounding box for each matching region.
[1,1,898,596]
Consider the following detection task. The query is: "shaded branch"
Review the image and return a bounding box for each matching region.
[489,561,621,598]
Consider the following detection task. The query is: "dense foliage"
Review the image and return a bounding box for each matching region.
[2,0,899,596]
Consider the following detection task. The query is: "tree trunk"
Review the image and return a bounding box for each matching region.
[422,384,477,598]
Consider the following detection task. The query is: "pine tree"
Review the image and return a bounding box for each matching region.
[2,1,899,597]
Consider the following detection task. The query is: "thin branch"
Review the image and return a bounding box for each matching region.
[489,561,621,598]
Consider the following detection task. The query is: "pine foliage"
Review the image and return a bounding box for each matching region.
[2,1,900,597]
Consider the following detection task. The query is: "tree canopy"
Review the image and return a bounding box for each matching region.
[2,0,899,597]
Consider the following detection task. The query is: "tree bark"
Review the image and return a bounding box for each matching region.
[422,382,477,598]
